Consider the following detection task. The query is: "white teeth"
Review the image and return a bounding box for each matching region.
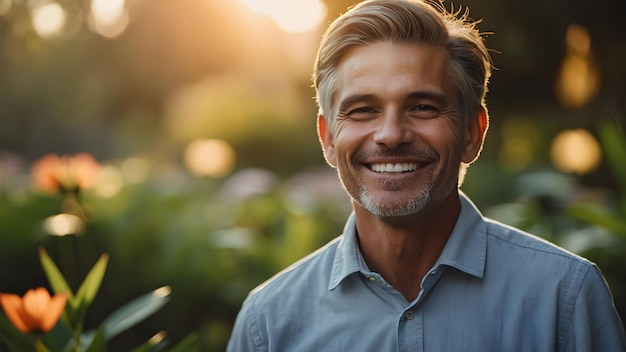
[371,163,419,173]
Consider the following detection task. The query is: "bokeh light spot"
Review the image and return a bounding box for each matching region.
[550,129,602,175]
[184,139,236,178]
[555,24,600,109]
[32,1,66,39]
[566,24,591,53]
[149,331,167,346]
[240,0,326,33]
[94,165,124,198]
[88,0,128,38]
[43,213,84,236]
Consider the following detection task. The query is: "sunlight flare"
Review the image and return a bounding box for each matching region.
[88,0,128,38]
[550,129,601,175]
[43,213,85,236]
[555,24,600,108]
[184,139,236,178]
[31,1,66,38]
[240,0,326,33]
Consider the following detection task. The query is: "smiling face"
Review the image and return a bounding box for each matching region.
[319,42,485,218]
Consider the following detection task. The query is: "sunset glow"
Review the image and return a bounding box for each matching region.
[550,129,601,175]
[240,0,326,33]
[32,1,66,38]
[88,0,128,38]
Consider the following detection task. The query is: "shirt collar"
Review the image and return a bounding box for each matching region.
[434,192,487,278]
[328,214,363,290]
[328,192,487,291]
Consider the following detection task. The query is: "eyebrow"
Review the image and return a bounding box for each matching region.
[406,90,449,106]
[337,94,377,113]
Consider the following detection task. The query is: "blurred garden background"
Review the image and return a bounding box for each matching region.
[0,0,625,350]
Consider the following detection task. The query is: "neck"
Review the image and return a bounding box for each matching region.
[354,191,461,301]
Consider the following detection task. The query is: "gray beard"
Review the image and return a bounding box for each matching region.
[357,184,432,217]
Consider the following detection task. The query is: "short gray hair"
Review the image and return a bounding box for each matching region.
[313,0,492,128]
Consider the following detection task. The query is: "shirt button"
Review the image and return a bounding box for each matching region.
[405,311,414,320]
[368,276,377,282]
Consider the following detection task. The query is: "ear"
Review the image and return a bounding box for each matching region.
[461,107,489,164]
[317,114,337,168]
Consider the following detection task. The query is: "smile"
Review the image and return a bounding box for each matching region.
[370,162,419,173]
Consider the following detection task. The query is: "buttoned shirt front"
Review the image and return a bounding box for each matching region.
[227,193,626,351]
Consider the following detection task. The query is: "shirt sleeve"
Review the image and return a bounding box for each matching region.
[226,295,267,352]
[561,264,626,352]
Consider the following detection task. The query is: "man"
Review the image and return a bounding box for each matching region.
[227,0,626,351]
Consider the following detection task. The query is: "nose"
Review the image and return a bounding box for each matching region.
[373,109,413,148]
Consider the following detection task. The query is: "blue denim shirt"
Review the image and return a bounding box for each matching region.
[227,193,626,351]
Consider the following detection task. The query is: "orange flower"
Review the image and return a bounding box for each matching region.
[32,153,101,194]
[0,287,67,334]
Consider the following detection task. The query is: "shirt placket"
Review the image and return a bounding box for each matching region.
[398,306,422,352]
[397,267,445,352]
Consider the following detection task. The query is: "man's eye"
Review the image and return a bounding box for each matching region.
[347,107,378,119]
[350,107,377,114]
[409,104,439,118]
[413,104,438,111]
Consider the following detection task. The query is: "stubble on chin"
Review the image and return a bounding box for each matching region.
[357,181,432,218]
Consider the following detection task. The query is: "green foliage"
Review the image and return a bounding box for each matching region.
[83,327,105,352]
[568,203,626,239]
[0,167,348,350]
[0,245,173,351]
[567,118,626,238]
[40,248,109,330]
[88,287,171,343]
[0,312,36,352]
[599,118,626,213]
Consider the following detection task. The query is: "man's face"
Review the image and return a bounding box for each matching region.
[319,42,480,217]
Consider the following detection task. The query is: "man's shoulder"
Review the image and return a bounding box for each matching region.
[247,235,342,304]
[484,218,593,268]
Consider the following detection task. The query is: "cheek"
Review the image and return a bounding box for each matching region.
[421,120,466,160]
[331,133,352,166]
[449,125,466,152]
[333,123,369,152]
[420,119,461,142]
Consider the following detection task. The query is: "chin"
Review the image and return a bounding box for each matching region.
[358,189,432,217]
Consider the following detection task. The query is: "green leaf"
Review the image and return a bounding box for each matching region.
[598,118,626,211]
[0,312,35,352]
[569,203,626,238]
[101,286,171,340]
[74,253,109,324]
[81,286,171,346]
[85,326,106,352]
[39,247,75,301]
[39,247,80,327]
[130,332,169,352]
[41,318,73,352]
[35,338,50,352]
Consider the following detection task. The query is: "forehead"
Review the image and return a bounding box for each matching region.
[334,42,451,103]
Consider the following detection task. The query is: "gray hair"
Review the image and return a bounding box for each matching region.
[313,0,492,129]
